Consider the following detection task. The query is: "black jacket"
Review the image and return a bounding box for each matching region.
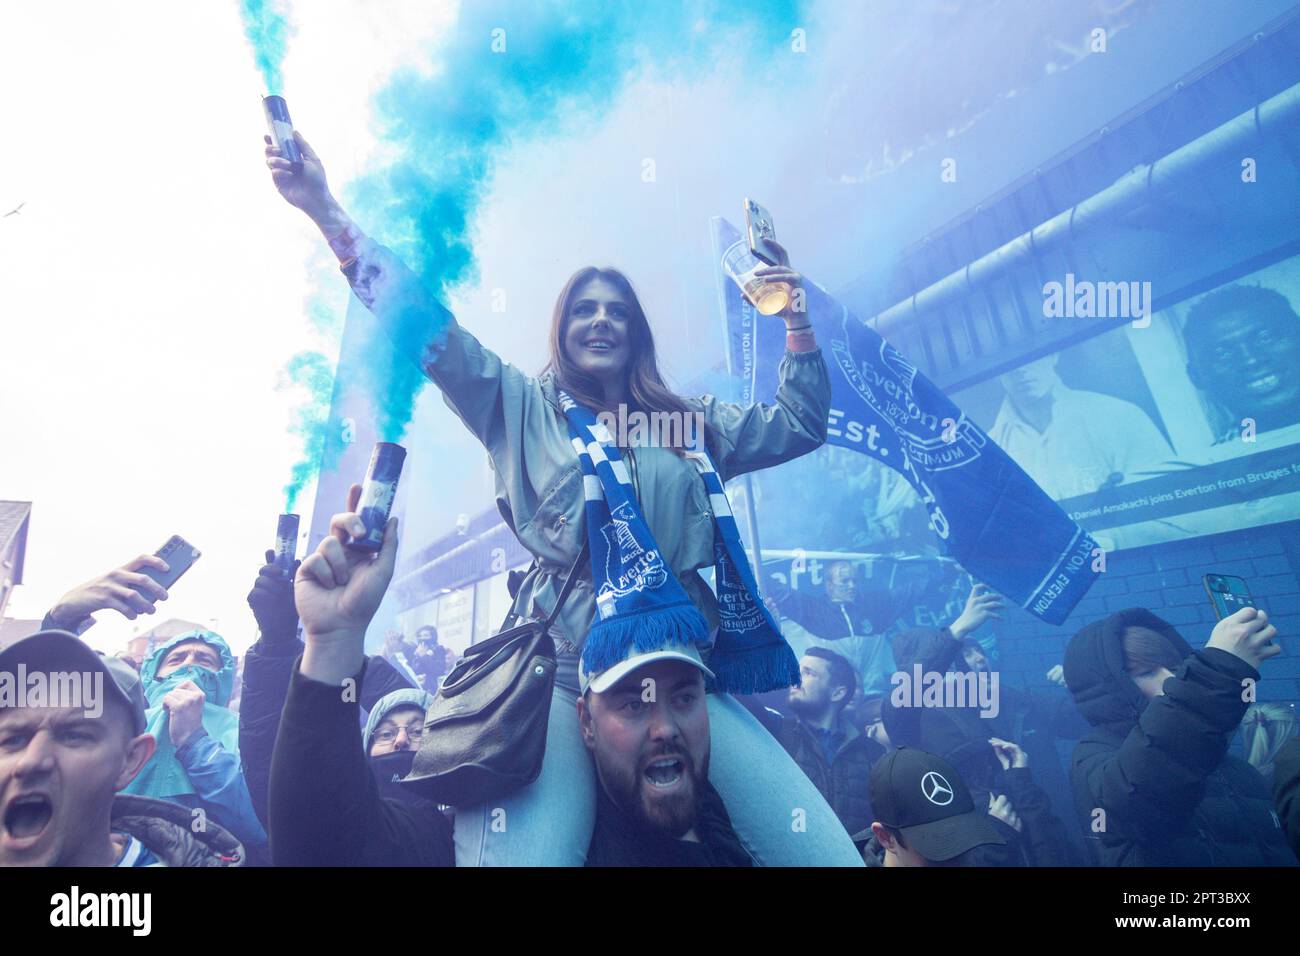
[1064,608,1295,867]
[977,767,1077,867]
[774,711,883,838]
[886,626,1085,865]
[885,627,1023,792]
[269,660,750,867]
[269,659,455,867]
[585,781,753,867]
[240,637,415,827]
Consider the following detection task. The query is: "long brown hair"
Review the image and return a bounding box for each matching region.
[543,266,712,453]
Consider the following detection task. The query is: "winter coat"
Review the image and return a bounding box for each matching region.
[269,661,454,867]
[1064,608,1295,867]
[886,625,1085,864]
[239,638,416,827]
[774,711,884,838]
[111,794,244,867]
[125,630,267,855]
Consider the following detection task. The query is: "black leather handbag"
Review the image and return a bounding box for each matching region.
[400,542,588,807]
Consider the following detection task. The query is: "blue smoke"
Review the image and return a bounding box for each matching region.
[239,0,294,92]
[279,350,336,511]
[344,0,807,442]
[240,1,807,501]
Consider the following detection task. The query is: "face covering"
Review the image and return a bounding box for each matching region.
[370,750,442,815]
[125,635,240,800]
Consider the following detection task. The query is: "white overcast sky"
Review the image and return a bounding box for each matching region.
[0,1,457,653]
[1,0,850,656]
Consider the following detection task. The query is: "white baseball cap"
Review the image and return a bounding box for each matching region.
[578,641,714,696]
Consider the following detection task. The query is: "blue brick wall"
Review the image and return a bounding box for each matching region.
[991,519,1300,707]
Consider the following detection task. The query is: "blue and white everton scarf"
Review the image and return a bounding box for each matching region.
[558,391,798,694]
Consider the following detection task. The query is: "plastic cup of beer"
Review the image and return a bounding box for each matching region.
[721,239,791,315]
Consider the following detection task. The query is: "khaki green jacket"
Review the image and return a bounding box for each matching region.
[346,240,831,689]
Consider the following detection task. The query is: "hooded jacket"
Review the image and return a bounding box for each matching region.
[124,630,268,855]
[884,627,1022,788]
[363,688,434,753]
[1064,608,1294,867]
[361,689,445,813]
[111,794,244,867]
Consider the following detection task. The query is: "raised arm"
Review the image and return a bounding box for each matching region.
[264,130,530,452]
[42,554,172,635]
[270,659,450,866]
[270,482,452,866]
[1084,613,1279,855]
[1081,608,1278,851]
[989,739,1081,867]
[690,241,830,481]
[1078,649,1255,848]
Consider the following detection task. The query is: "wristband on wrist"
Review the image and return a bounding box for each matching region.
[784,323,813,332]
[785,326,817,353]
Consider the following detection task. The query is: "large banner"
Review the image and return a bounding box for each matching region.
[712,217,1100,624]
[951,253,1300,551]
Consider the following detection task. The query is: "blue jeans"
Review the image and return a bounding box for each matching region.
[453,685,865,866]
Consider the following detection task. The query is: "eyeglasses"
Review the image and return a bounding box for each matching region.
[372,725,424,745]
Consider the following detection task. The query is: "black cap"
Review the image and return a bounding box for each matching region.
[867,747,1005,862]
[0,630,149,735]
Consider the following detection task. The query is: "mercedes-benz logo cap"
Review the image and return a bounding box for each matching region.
[868,746,1005,862]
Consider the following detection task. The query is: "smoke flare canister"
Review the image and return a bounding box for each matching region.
[274,514,300,576]
[262,95,303,167]
[349,442,406,552]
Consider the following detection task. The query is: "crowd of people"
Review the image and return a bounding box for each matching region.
[3,524,1297,868]
[2,125,1297,869]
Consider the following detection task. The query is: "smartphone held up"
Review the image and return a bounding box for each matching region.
[1203,572,1255,620]
[138,535,202,593]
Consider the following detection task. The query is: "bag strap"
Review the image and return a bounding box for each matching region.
[544,537,590,629]
[496,563,536,633]
[497,538,590,633]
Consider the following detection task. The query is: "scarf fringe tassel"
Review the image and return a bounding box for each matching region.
[708,636,801,696]
[580,603,709,678]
